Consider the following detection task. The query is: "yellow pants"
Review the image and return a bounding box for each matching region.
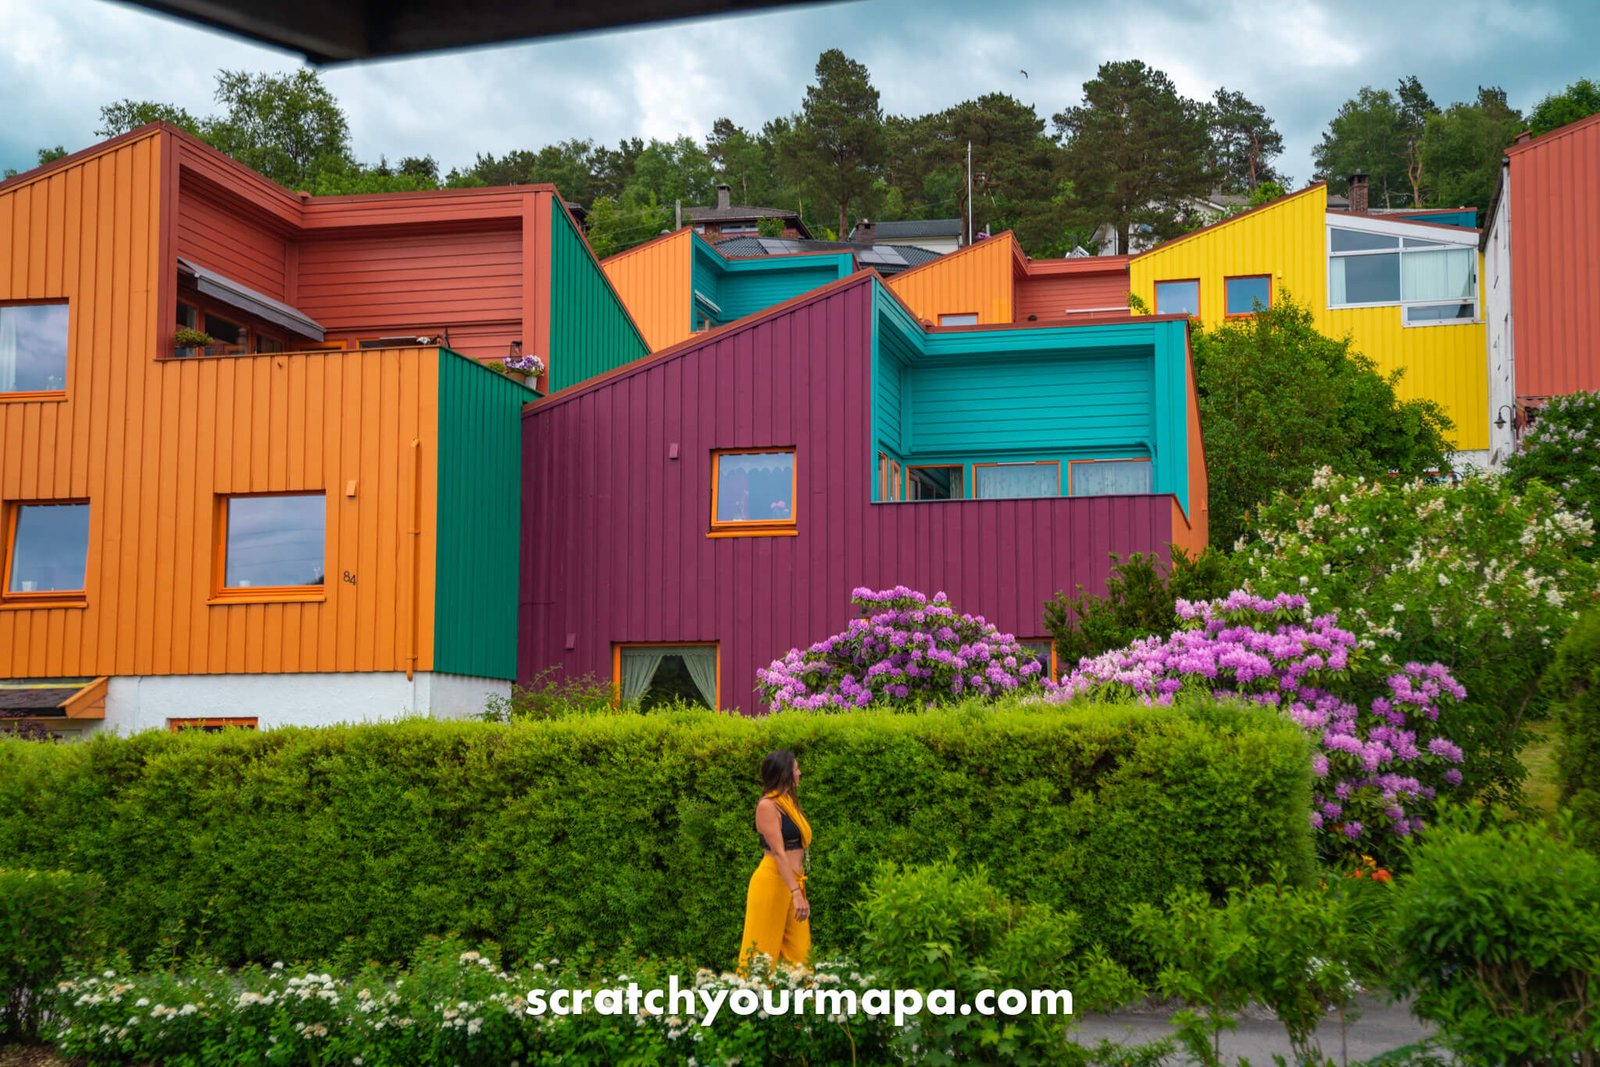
[738,854,809,971]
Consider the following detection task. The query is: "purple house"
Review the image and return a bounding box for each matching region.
[519,271,1208,712]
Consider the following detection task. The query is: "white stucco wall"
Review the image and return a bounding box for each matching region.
[1485,166,1516,467]
[100,672,511,734]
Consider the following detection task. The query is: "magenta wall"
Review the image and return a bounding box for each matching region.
[519,277,1175,712]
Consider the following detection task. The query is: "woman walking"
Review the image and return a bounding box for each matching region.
[739,749,812,971]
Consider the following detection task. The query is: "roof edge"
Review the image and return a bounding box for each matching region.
[1505,110,1600,156]
[1131,182,1328,261]
[0,123,166,196]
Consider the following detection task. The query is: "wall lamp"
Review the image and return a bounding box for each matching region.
[1494,404,1516,430]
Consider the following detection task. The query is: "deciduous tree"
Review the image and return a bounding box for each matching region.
[1528,77,1600,136]
[1420,87,1523,213]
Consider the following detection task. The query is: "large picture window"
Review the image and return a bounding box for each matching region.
[973,461,1060,500]
[711,449,796,535]
[0,303,69,395]
[3,502,89,600]
[1329,226,1476,324]
[216,493,326,596]
[1069,458,1153,497]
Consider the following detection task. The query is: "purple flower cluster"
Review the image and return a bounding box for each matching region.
[1046,590,1468,846]
[757,586,1047,711]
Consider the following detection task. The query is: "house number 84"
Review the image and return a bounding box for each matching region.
[342,571,357,585]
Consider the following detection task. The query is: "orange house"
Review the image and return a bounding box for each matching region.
[885,232,1132,327]
[0,123,646,733]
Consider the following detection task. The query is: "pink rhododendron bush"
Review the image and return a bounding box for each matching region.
[1045,590,1466,860]
[758,587,1047,710]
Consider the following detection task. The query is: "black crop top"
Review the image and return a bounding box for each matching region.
[757,802,805,851]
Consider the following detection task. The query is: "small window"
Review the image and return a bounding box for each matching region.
[256,336,284,354]
[177,301,198,329]
[889,460,901,501]
[938,313,979,326]
[203,313,246,349]
[1070,458,1153,496]
[1019,639,1057,679]
[616,644,718,709]
[1154,281,1199,316]
[907,465,964,500]
[168,717,259,733]
[973,461,1060,500]
[711,450,796,535]
[1404,302,1476,325]
[218,493,326,593]
[1224,276,1271,316]
[0,303,69,394]
[4,502,89,599]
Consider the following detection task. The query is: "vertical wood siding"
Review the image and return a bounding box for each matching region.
[174,186,290,300]
[1507,114,1600,398]
[547,200,650,392]
[601,229,694,352]
[433,349,529,680]
[296,229,523,361]
[1129,185,1488,451]
[886,234,1017,325]
[0,138,439,679]
[519,278,1173,713]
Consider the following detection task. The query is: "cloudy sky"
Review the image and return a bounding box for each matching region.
[1,0,1595,188]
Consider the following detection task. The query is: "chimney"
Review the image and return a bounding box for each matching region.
[1514,130,1532,145]
[716,183,731,210]
[854,218,875,243]
[1347,173,1369,215]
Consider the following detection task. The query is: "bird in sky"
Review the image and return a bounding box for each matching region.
[1020,69,1029,78]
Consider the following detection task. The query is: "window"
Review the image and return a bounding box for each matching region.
[1154,280,1199,316]
[3,502,89,601]
[168,717,258,733]
[1328,226,1477,323]
[0,302,69,395]
[889,460,901,501]
[907,465,964,500]
[1224,276,1271,316]
[711,450,796,535]
[1019,639,1057,680]
[615,644,718,709]
[938,313,979,326]
[216,493,326,596]
[973,461,1060,499]
[1069,458,1153,496]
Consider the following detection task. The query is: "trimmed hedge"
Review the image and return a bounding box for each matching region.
[1550,609,1600,852]
[0,701,1312,968]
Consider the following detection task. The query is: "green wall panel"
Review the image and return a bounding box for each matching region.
[434,349,531,680]
[549,201,651,392]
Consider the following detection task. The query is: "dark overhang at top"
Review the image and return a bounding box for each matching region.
[117,0,841,64]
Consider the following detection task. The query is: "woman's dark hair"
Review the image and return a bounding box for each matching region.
[760,749,799,797]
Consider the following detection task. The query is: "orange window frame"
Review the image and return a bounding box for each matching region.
[709,448,798,537]
[1067,457,1153,497]
[167,717,259,732]
[0,499,89,608]
[905,464,966,500]
[971,461,1062,498]
[612,642,721,709]
[211,491,329,604]
[889,460,902,501]
[1223,274,1273,318]
[1154,278,1201,317]
[1021,638,1059,682]
[0,299,70,402]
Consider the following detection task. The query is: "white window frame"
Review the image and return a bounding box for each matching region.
[1325,213,1480,327]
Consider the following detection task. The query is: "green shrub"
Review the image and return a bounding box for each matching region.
[1237,468,1600,804]
[478,666,625,721]
[0,702,1312,970]
[856,861,1143,1065]
[0,868,103,1038]
[1549,609,1600,851]
[1042,548,1234,671]
[1387,810,1600,1065]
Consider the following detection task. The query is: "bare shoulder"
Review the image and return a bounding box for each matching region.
[755,795,779,816]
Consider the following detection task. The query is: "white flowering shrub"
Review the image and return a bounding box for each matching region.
[1507,390,1600,546]
[1235,468,1600,802]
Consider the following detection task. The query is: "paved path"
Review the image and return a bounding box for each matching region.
[1073,994,1442,1065]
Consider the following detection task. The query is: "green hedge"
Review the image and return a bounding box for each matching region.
[0,701,1312,968]
[1550,609,1600,852]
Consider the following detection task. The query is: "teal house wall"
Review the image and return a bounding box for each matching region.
[548,201,651,392]
[871,287,1193,513]
[434,348,533,679]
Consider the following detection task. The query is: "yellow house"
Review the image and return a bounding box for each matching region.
[1129,183,1488,457]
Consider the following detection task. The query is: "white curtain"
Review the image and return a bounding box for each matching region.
[1073,460,1152,496]
[975,463,1059,499]
[0,308,17,392]
[620,648,669,704]
[620,646,718,708]
[1402,248,1474,303]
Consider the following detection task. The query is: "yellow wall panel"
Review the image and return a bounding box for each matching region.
[886,233,1016,325]
[0,133,442,679]
[1130,186,1488,451]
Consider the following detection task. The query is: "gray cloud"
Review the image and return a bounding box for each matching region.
[1,0,1596,192]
